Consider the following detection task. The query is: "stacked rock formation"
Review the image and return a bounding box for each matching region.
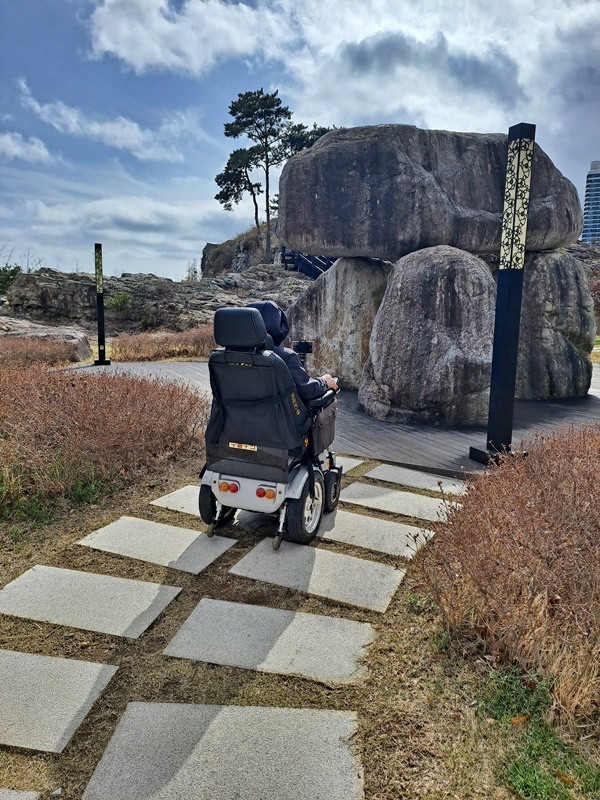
[280,124,594,425]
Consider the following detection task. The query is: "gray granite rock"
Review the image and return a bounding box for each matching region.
[83,703,364,800]
[0,649,116,753]
[164,598,375,683]
[278,124,582,260]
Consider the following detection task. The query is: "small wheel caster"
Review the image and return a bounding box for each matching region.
[206,524,215,538]
[272,534,282,551]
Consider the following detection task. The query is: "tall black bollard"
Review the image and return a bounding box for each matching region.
[93,243,111,366]
[470,122,536,465]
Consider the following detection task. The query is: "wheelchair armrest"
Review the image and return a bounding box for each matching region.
[306,388,337,410]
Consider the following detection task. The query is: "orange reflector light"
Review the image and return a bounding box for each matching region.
[265,489,276,500]
[256,487,266,498]
[219,481,229,492]
[228,482,239,493]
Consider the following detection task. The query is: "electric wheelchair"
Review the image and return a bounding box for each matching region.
[199,306,341,549]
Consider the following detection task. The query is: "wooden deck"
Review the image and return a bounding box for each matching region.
[95,361,600,477]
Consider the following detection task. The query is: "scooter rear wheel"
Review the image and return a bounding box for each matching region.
[286,472,324,544]
[199,485,236,526]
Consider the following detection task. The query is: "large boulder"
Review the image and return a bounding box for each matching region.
[516,250,595,399]
[0,317,92,361]
[279,125,582,261]
[358,246,495,426]
[287,257,391,389]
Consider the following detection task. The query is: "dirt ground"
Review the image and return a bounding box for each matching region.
[0,455,530,799]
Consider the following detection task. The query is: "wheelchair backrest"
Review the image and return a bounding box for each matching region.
[205,307,312,480]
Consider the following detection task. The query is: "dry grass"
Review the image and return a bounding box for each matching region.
[0,337,79,367]
[420,424,600,728]
[110,327,215,362]
[0,365,210,513]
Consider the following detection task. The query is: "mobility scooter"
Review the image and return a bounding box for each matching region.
[199,306,341,549]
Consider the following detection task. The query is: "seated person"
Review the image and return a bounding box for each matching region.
[246,301,338,402]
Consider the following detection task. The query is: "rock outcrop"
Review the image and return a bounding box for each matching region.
[358,247,496,426]
[201,223,282,277]
[279,125,582,260]
[516,250,595,398]
[0,316,92,361]
[287,257,391,389]
[5,265,311,332]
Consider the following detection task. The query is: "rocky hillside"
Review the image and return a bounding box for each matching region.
[201,222,282,278]
[3,264,310,333]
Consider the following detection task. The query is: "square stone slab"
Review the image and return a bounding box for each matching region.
[365,464,466,495]
[0,792,41,799]
[150,485,200,517]
[0,566,181,638]
[164,598,375,683]
[229,539,404,612]
[335,456,364,473]
[318,509,433,557]
[78,516,235,574]
[0,649,117,753]
[340,482,452,522]
[83,703,363,800]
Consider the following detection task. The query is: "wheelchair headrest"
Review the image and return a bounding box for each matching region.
[214,307,267,350]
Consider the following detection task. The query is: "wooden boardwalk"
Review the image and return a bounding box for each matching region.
[96,361,600,477]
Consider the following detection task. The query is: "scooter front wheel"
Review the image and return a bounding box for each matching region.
[286,472,324,544]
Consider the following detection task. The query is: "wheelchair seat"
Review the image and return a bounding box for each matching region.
[205,307,312,484]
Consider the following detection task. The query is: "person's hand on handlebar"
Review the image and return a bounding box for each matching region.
[321,374,339,390]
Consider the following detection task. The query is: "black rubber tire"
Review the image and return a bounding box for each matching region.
[199,485,237,527]
[323,470,340,513]
[286,471,324,545]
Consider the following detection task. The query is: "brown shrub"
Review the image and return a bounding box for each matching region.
[111,326,215,362]
[0,365,210,509]
[420,424,600,726]
[0,336,78,367]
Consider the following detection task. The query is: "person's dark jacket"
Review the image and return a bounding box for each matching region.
[246,301,328,402]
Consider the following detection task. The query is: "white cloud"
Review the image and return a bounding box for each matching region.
[19,79,186,162]
[0,131,53,164]
[89,0,287,74]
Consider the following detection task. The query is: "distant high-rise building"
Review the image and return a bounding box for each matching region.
[582,160,600,244]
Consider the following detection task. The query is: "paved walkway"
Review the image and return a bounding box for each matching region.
[91,361,600,475]
[0,456,456,798]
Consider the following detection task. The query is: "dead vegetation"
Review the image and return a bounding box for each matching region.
[110,326,215,362]
[421,424,600,728]
[0,337,79,367]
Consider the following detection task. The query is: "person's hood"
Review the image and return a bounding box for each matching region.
[246,301,289,346]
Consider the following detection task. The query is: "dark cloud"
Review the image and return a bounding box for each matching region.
[341,31,526,109]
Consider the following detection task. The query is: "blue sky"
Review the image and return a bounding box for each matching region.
[0,0,598,280]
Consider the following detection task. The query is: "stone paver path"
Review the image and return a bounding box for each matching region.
[82,703,363,800]
[0,649,116,753]
[0,565,181,638]
[150,484,200,517]
[78,515,235,573]
[335,456,364,473]
[230,538,404,612]
[0,791,41,799]
[365,464,466,495]
[340,481,453,522]
[164,598,375,683]
[318,508,433,557]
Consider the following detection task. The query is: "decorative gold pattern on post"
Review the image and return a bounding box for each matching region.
[499,136,534,270]
[94,243,103,293]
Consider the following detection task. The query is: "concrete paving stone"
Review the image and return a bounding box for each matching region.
[365,464,466,495]
[318,509,433,557]
[229,539,404,613]
[0,649,117,753]
[335,456,364,473]
[77,516,235,574]
[164,598,375,683]
[83,702,363,800]
[150,485,200,517]
[340,482,453,522]
[0,566,181,638]
[0,792,41,799]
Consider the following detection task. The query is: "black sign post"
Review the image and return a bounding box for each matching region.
[93,243,111,366]
[470,122,536,465]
